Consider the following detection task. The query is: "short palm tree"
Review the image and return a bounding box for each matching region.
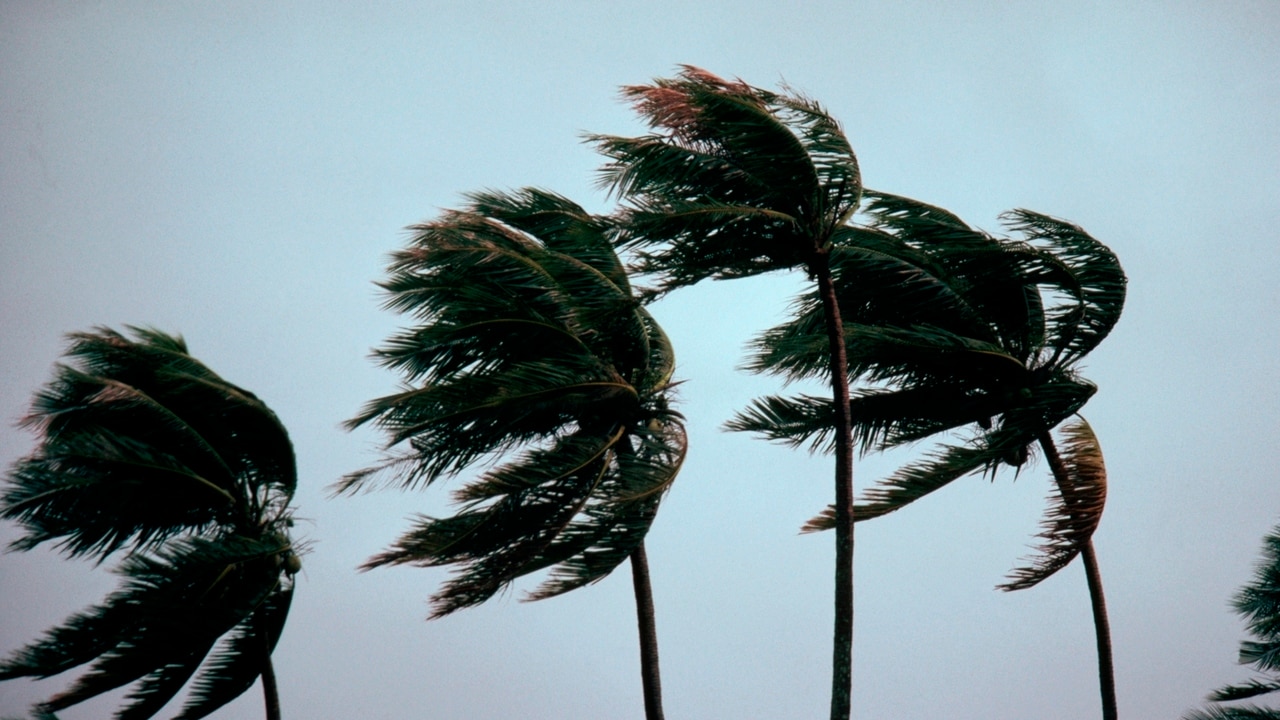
[592,66,864,720]
[337,188,685,720]
[731,192,1126,718]
[1184,523,1280,720]
[0,327,300,720]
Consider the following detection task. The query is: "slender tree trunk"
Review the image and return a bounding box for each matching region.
[813,256,856,720]
[1081,541,1117,720]
[630,542,665,720]
[1038,434,1117,720]
[261,642,281,720]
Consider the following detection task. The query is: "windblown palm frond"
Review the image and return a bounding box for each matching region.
[1185,523,1280,719]
[340,188,686,618]
[0,327,299,720]
[734,193,1125,590]
[590,65,861,295]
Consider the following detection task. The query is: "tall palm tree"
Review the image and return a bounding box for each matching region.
[0,327,300,720]
[730,192,1126,718]
[591,66,864,720]
[1184,523,1280,720]
[337,188,686,720]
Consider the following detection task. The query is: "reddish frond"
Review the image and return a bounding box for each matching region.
[1000,417,1107,591]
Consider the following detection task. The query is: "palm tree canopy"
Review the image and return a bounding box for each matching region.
[728,193,1126,589]
[339,188,686,618]
[1184,523,1280,719]
[0,327,299,720]
[591,65,862,295]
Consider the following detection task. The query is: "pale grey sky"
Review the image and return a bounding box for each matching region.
[1,2,1278,719]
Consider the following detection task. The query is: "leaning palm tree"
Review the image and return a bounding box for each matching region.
[591,66,864,720]
[1184,523,1280,720]
[731,192,1126,718]
[337,188,685,720]
[0,327,300,720]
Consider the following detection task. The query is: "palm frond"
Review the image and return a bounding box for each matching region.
[591,66,860,294]
[1000,417,1107,591]
[1183,705,1280,720]
[1002,209,1127,368]
[173,583,293,720]
[802,437,1010,532]
[1210,679,1280,704]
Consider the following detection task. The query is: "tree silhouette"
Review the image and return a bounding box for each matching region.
[339,189,685,720]
[732,191,1125,718]
[592,66,865,720]
[0,327,300,720]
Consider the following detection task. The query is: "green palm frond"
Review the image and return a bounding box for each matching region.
[1002,210,1127,368]
[591,66,861,295]
[1,327,298,720]
[2,534,293,718]
[1210,680,1280,704]
[1184,705,1280,720]
[173,582,293,720]
[343,188,686,618]
[1000,417,1107,591]
[3,328,294,560]
[802,435,1013,533]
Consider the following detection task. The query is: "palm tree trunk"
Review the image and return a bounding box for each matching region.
[1081,540,1117,720]
[630,542,665,720]
[813,256,856,720]
[1038,434,1117,720]
[261,643,281,720]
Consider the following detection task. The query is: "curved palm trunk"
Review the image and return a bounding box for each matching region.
[629,542,665,720]
[1038,435,1117,720]
[261,643,281,720]
[814,257,856,720]
[1080,541,1117,720]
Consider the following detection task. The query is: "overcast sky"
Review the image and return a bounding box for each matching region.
[2,2,1278,719]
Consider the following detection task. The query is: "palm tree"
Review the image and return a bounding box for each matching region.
[1184,523,1280,720]
[0,327,300,720]
[730,192,1126,718]
[337,188,686,720]
[591,66,864,720]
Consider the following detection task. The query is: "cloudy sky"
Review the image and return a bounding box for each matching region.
[1,2,1278,719]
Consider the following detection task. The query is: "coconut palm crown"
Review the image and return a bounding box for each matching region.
[0,327,300,720]
[731,191,1126,586]
[338,188,686,720]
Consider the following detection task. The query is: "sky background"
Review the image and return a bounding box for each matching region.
[1,2,1278,719]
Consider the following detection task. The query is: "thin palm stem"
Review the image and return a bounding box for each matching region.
[1038,434,1117,720]
[1081,540,1117,720]
[815,256,856,720]
[261,643,281,720]
[630,542,665,720]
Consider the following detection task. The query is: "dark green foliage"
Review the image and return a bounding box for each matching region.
[0,327,299,720]
[1185,525,1280,720]
[340,188,686,618]
[591,65,862,293]
[730,191,1126,590]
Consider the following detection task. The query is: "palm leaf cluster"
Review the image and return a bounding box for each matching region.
[1185,525,1280,720]
[592,64,862,293]
[0,327,299,720]
[339,188,686,618]
[729,191,1127,590]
